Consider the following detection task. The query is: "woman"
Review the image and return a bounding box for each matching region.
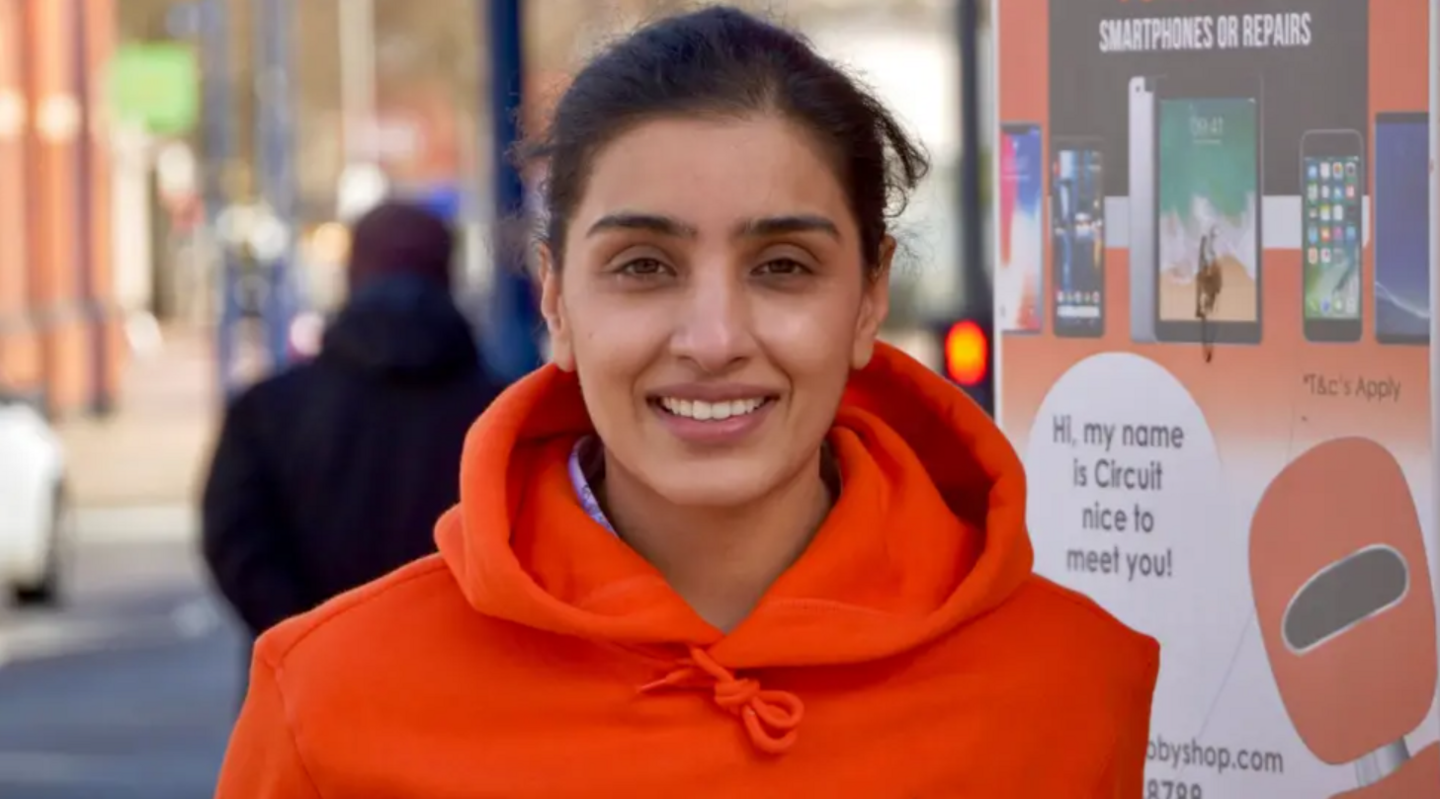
[215,7,1158,797]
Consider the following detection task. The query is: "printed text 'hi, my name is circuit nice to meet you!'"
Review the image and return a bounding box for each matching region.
[1052,414,1178,582]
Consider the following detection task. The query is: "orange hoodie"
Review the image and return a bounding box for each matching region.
[214,343,1158,798]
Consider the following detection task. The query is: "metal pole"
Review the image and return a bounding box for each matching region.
[482,0,541,382]
[73,0,109,415]
[201,0,241,400]
[957,0,994,414]
[254,0,296,373]
[339,0,376,164]
[958,0,988,313]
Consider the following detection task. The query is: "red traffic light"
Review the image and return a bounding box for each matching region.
[944,320,989,386]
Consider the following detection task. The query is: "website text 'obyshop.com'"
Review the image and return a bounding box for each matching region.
[1149,736,1286,776]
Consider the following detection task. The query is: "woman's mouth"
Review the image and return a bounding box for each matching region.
[648,395,778,445]
[655,396,774,421]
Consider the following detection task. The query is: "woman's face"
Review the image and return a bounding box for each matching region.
[540,115,891,509]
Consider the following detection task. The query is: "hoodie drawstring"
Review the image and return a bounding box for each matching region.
[639,646,804,755]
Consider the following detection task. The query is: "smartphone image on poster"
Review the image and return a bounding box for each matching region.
[1300,130,1364,343]
[1051,137,1105,338]
[1373,112,1430,345]
[1129,76,1158,343]
[998,122,1044,335]
[1154,73,1264,345]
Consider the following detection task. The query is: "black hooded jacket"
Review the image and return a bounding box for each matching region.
[202,276,503,637]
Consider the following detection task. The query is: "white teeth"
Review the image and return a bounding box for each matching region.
[659,397,767,421]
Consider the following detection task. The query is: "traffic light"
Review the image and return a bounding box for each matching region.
[942,319,994,416]
[944,320,988,386]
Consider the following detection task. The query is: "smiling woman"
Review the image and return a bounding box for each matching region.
[536,113,895,584]
[213,7,1159,799]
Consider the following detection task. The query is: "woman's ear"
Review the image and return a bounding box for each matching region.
[851,236,895,370]
[538,245,575,372]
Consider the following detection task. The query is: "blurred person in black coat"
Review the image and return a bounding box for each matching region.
[202,202,504,650]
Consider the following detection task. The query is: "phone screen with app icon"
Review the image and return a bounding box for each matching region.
[1051,140,1105,338]
[999,123,1045,334]
[1299,130,1364,342]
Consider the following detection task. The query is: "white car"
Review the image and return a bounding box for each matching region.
[0,390,67,606]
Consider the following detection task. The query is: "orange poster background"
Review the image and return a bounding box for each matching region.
[996,0,1432,463]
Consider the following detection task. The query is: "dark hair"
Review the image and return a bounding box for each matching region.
[521,5,930,276]
[348,201,455,291]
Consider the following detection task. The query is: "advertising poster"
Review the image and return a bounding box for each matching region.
[993,0,1440,795]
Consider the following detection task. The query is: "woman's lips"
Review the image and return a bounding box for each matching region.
[650,396,776,445]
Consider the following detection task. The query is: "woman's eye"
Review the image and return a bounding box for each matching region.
[618,258,672,278]
[755,258,809,277]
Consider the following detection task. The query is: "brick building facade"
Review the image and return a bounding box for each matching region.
[0,0,121,418]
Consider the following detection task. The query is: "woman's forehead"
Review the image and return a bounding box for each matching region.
[573,116,854,234]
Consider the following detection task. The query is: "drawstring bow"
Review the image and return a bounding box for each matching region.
[639,646,804,755]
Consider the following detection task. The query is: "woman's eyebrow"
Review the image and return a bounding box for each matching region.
[587,212,698,238]
[585,212,840,241]
[734,215,840,241]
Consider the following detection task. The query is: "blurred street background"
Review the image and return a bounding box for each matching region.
[0,323,236,799]
[0,1,995,796]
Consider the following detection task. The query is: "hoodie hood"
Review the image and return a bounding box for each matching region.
[321,275,482,381]
[218,342,1161,794]
[437,342,1033,666]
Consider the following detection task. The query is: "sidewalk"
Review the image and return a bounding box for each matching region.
[56,324,219,512]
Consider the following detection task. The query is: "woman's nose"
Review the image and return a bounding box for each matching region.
[669,265,757,374]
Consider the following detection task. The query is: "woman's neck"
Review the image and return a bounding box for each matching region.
[597,450,834,633]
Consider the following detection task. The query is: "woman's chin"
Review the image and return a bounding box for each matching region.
[641,460,786,511]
